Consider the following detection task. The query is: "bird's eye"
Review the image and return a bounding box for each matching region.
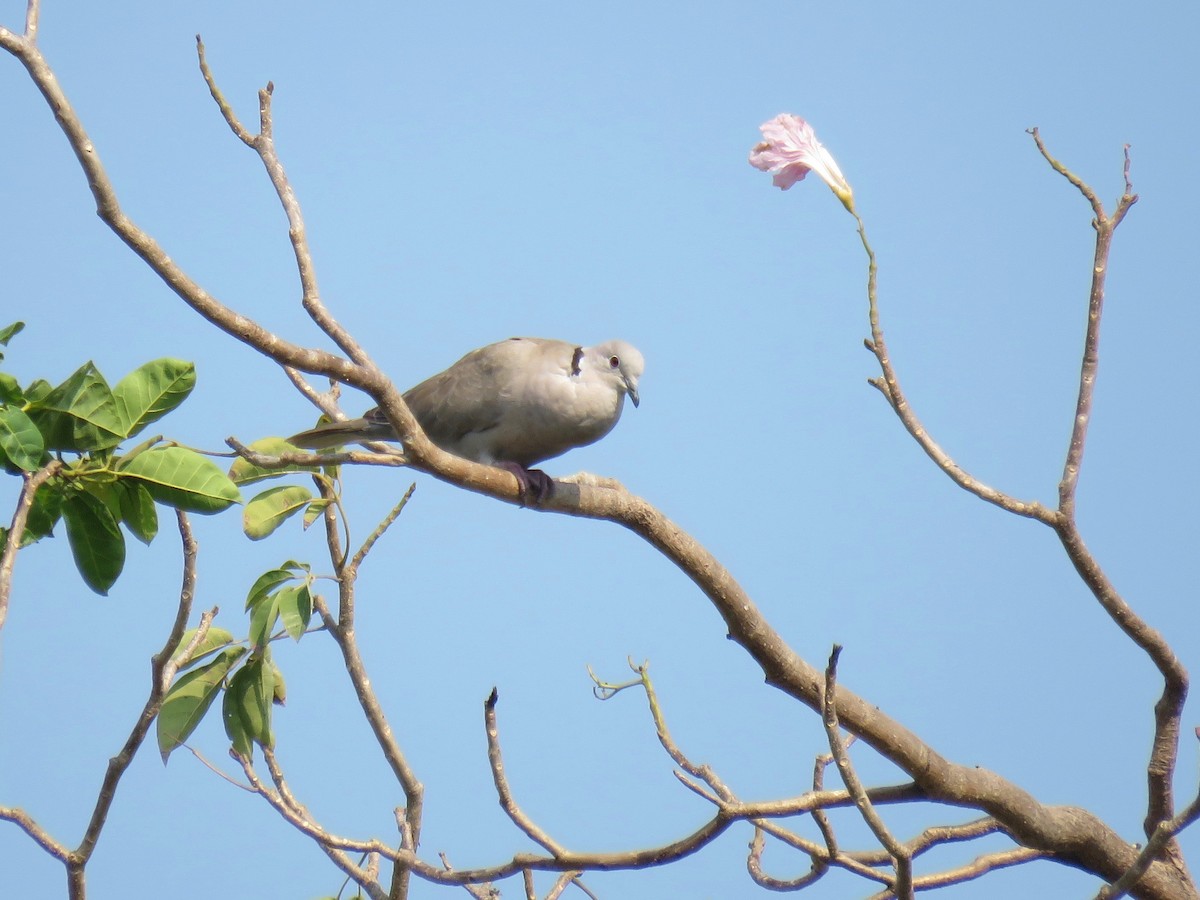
[609,355,620,369]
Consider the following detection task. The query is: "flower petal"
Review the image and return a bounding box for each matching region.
[749,114,854,211]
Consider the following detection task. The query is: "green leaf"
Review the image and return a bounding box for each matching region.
[118,446,241,514]
[0,321,24,346]
[243,485,314,540]
[26,362,124,451]
[248,590,280,651]
[245,567,297,611]
[228,437,314,485]
[171,626,237,670]
[62,491,126,595]
[24,379,51,405]
[0,372,24,405]
[223,657,275,757]
[158,646,246,762]
[302,498,330,529]
[270,660,287,706]
[23,483,64,546]
[112,358,196,440]
[222,685,253,760]
[80,477,123,522]
[277,584,312,641]
[0,407,44,471]
[117,479,159,545]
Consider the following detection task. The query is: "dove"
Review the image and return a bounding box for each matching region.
[289,337,644,503]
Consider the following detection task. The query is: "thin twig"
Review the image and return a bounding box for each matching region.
[184,745,255,792]
[1029,129,1187,851]
[823,646,913,899]
[350,483,416,571]
[856,217,1054,523]
[160,606,218,695]
[68,512,200,894]
[195,36,371,367]
[0,805,69,861]
[226,436,406,469]
[866,848,1043,899]
[438,852,496,900]
[748,827,828,891]
[0,459,62,632]
[484,689,569,856]
[311,474,423,900]
[1096,786,1200,900]
[239,753,390,900]
[811,747,840,855]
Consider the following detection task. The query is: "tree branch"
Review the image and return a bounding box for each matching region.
[484,688,569,857]
[0,459,62,633]
[1028,129,1188,858]
[70,512,199,876]
[823,646,912,899]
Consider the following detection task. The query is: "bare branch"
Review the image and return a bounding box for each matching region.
[1028,126,1108,217]
[823,646,913,899]
[544,870,585,900]
[239,752,391,900]
[748,826,828,891]
[226,436,407,470]
[1025,131,1186,849]
[23,0,39,42]
[183,745,256,792]
[0,459,62,633]
[194,36,253,145]
[1037,129,1138,515]
[854,218,1055,523]
[195,36,370,367]
[484,688,570,856]
[74,513,199,862]
[437,852,496,900]
[350,483,416,571]
[160,605,217,695]
[866,847,1044,899]
[311,480,424,899]
[810,746,841,855]
[1098,786,1200,900]
[0,805,69,862]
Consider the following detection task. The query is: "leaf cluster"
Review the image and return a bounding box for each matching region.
[156,560,316,762]
[0,322,242,593]
[229,435,337,540]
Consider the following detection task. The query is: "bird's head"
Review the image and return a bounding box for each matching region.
[591,340,644,408]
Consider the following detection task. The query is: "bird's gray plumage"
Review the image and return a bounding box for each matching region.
[289,338,643,497]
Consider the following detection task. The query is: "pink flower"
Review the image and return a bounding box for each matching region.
[749,114,854,211]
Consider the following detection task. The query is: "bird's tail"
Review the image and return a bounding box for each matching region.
[288,417,377,450]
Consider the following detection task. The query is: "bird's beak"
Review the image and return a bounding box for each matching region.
[627,381,640,408]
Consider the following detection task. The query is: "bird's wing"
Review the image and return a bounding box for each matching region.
[402,338,575,459]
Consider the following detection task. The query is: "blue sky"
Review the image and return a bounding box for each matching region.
[2,2,1198,898]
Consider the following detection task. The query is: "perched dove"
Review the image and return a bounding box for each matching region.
[289,337,644,503]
